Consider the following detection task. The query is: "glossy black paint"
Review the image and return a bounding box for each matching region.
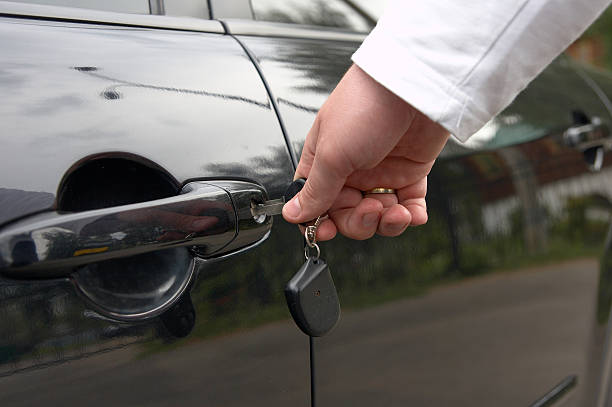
[3,8,612,407]
[0,15,312,406]
[237,24,612,406]
[0,16,293,219]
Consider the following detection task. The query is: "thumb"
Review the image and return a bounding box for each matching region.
[283,151,347,224]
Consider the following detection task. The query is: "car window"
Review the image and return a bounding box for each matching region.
[6,0,210,18]
[251,0,373,32]
[164,0,208,19]
[7,0,150,14]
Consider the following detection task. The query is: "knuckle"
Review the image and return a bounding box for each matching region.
[317,142,349,177]
[315,144,335,167]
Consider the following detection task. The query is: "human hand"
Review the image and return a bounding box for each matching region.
[282,64,449,240]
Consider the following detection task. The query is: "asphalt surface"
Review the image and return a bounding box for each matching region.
[0,258,599,406]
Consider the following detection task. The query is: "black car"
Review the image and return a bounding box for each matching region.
[2,1,612,406]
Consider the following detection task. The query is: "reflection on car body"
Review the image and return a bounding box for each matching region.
[2,1,612,406]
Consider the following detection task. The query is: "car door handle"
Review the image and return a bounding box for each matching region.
[564,116,610,171]
[564,117,610,149]
[0,180,272,278]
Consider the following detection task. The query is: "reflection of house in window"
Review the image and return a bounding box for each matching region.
[473,140,612,250]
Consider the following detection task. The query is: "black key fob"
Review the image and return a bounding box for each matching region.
[284,178,312,226]
[285,257,340,337]
[284,178,306,202]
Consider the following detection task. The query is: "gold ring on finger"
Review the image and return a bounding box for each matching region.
[363,188,396,195]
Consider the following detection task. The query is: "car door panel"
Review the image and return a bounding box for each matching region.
[0,17,294,207]
[4,4,612,405]
[0,15,314,406]
[235,24,612,406]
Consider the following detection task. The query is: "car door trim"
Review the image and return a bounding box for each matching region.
[0,0,224,33]
[222,18,366,42]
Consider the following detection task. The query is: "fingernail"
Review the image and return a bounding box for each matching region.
[284,196,301,218]
[363,213,379,227]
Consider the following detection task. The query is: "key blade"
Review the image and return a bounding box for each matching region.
[251,198,285,217]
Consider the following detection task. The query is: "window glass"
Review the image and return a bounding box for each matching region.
[252,0,373,32]
[8,0,150,14]
[164,0,208,19]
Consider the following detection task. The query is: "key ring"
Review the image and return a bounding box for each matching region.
[304,216,322,260]
[304,243,321,261]
[304,216,322,248]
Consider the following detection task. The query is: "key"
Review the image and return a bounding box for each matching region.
[285,215,341,337]
[250,178,306,218]
[250,197,285,218]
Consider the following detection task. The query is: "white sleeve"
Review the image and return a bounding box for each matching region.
[352,0,611,141]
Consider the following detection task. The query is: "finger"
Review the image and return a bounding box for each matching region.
[285,114,347,223]
[329,187,362,211]
[397,177,428,226]
[395,177,428,226]
[297,218,337,242]
[316,218,338,241]
[362,192,398,208]
[283,144,348,224]
[396,177,427,201]
[294,116,321,180]
[402,197,428,226]
[315,218,338,242]
[346,156,433,191]
[329,198,383,240]
[377,204,411,236]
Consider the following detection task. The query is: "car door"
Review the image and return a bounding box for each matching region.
[0,2,316,406]
[220,1,612,405]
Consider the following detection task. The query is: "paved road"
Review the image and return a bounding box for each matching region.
[0,258,599,406]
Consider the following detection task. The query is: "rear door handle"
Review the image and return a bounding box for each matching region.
[0,180,272,278]
[564,116,610,149]
[564,116,611,171]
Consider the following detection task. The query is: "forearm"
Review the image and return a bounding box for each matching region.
[353,0,611,141]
